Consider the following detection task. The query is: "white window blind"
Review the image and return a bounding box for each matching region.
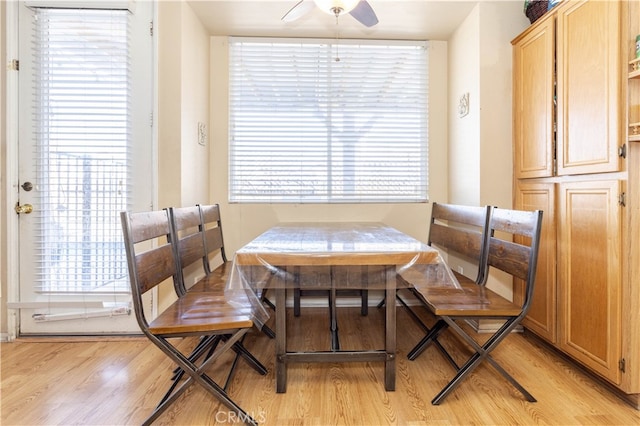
[229,37,429,203]
[32,8,130,292]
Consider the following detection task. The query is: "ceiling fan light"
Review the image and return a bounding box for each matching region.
[314,0,360,15]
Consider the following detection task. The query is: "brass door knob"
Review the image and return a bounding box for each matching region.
[15,203,33,214]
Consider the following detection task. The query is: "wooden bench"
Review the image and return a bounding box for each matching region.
[381,203,491,339]
[169,204,274,327]
[168,204,228,295]
[403,203,492,366]
[407,207,543,405]
[168,205,269,385]
[120,209,259,426]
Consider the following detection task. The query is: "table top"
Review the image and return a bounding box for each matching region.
[234,222,440,267]
[226,222,459,328]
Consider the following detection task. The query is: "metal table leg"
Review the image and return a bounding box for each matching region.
[275,275,287,393]
[384,265,396,391]
[329,266,340,351]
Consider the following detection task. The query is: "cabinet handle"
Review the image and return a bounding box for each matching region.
[619,358,626,373]
[619,192,626,207]
[618,144,627,158]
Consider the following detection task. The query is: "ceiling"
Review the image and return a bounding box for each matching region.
[186,0,484,41]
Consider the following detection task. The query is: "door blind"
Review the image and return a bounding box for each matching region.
[31,8,130,293]
[229,37,429,203]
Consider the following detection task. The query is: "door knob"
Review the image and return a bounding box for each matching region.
[15,203,33,214]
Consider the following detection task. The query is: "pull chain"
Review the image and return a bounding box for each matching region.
[334,13,341,62]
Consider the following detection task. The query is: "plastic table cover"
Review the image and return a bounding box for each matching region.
[225,222,460,328]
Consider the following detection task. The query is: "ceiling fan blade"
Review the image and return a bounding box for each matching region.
[349,0,378,27]
[282,0,316,22]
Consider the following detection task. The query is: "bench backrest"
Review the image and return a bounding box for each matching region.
[428,203,492,284]
[485,208,544,313]
[198,204,228,274]
[168,206,207,296]
[120,209,178,328]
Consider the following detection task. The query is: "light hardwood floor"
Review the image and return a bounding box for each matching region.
[2,302,639,425]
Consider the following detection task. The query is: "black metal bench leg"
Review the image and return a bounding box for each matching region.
[407,319,448,360]
[223,335,268,391]
[172,335,222,379]
[485,355,537,402]
[146,331,258,426]
[230,338,268,376]
[259,286,276,311]
[261,324,276,339]
[431,317,535,405]
[431,351,483,405]
[395,291,430,332]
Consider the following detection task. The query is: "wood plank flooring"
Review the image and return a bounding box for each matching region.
[2,302,639,425]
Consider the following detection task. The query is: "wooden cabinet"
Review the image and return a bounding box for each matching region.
[513,17,555,179]
[514,0,624,179]
[557,179,622,383]
[512,0,638,401]
[514,181,557,343]
[515,177,625,386]
[556,0,624,176]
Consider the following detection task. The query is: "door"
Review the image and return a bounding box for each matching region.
[512,14,555,179]
[556,0,623,176]
[15,1,154,334]
[557,179,622,384]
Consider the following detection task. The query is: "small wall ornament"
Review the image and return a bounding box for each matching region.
[198,122,207,146]
[458,92,469,118]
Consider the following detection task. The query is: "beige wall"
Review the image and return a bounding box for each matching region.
[158,1,183,212]
[1,0,7,337]
[156,1,211,311]
[478,1,527,209]
[158,1,210,208]
[447,1,529,297]
[449,6,482,207]
[209,37,450,256]
[180,3,210,206]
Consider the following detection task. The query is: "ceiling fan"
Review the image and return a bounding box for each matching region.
[282,0,379,27]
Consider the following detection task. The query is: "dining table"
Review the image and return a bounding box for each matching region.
[226,222,459,393]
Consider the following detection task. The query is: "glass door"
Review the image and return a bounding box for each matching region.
[15,1,154,334]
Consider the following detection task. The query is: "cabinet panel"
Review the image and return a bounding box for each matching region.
[558,179,622,384]
[556,0,622,175]
[515,181,557,343]
[513,17,555,179]
[624,144,640,393]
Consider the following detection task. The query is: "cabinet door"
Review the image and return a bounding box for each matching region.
[513,17,555,179]
[558,179,622,384]
[556,0,623,176]
[514,181,557,343]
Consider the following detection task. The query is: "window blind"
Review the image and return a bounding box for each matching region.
[32,8,130,292]
[229,37,429,203]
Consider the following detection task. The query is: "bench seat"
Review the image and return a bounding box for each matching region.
[416,282,521,317]
[148,292,253,335]
[188,262,232,293]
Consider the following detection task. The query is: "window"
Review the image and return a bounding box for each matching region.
[32,8,130,292]
[229,37,429,203]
